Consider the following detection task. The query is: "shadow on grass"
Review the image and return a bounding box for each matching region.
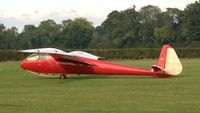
[31,74,186,85]
[36,74,158,80]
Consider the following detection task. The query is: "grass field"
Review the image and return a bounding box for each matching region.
[0,59,200,113]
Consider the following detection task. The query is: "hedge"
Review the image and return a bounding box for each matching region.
[0,48,200,62]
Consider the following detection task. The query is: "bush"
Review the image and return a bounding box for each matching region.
[0,50,28,62]
[0,48,200,62]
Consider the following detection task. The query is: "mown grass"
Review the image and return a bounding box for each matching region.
[0,59,200,113]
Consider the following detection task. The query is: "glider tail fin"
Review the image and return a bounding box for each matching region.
[152,45,183,78]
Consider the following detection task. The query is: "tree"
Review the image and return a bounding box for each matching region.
[35,19,61,48]
[3,27,19,49]
[18,25,37,49]
[139,5,162,46]
[154,25,174,43]
[1,1,199,49]
[0,23,6,49]
[19,20,62,49]
[62,18,95,49]
[181,0,200,42]
[100,7,140,48]
[154,8,183,44]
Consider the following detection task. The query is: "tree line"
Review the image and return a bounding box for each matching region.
[0,0,199,50]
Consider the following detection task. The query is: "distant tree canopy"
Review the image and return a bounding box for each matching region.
[0,1,199,50]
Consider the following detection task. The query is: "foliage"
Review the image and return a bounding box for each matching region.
[0,1,199,49]
[0,50,27,62]
[1,48,200,62]
[62,18,95,49]
[181,0,200,42]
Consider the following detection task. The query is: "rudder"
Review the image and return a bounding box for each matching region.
[152,45,183,77]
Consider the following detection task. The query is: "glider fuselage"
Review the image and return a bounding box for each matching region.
[21,56,155,76]
[20,45,183,78]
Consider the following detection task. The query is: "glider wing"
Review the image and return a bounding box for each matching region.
[19,48,99,66]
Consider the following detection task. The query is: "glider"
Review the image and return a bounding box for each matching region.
[20,45,183,79]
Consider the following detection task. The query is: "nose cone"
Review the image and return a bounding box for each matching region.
[20,59,28,70]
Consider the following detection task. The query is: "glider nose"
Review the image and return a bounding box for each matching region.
[20,60,28,70]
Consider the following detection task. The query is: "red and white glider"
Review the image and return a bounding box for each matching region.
[20,45,183,79]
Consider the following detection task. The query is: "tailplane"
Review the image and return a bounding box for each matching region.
[152,45,183,77]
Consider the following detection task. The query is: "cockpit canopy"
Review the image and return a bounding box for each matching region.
[26,53,53,61]
[68,51,100,60]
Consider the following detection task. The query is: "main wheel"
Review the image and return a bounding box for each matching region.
[60,74,67,79]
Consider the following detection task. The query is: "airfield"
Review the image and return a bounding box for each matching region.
[0,59,199,113]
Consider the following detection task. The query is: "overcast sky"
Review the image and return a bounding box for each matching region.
[0,0,197,32]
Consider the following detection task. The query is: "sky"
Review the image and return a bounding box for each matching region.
[0,0,197,32]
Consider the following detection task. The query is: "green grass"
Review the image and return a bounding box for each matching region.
[0,59,200,113]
